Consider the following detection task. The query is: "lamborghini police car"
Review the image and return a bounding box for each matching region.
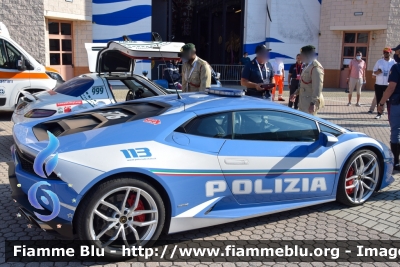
[9,87,394,259]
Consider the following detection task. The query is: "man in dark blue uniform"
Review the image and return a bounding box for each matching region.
[163,60,181,84]
[378,44,400,171]
[241,45,275,100]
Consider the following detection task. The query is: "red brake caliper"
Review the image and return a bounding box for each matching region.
[126,193,145,222]
[346,167,355,194]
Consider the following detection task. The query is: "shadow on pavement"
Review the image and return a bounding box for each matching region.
[0,111,13,121]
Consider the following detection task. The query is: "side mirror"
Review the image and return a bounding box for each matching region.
[320,132,339,147]
[308,132,338,153]
[215,72,221,80]
[17,56,26,71]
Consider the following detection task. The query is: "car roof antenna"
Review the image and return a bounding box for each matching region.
[154,32,182,99]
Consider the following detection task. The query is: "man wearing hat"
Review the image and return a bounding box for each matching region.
[378,44,400,171]
[372,47,395,119]
[180,43,211,92]
[241,45,275,100]
[290,45,324,116]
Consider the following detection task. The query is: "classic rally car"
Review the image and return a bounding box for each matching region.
[11,41,185,124]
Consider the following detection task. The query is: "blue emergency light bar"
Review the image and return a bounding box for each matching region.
[205,87,245,97]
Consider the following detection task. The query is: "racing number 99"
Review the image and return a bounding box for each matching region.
[92,86,104,95]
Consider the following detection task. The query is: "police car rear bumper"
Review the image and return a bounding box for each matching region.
[7,161,74,238]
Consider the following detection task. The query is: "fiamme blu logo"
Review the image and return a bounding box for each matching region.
[28,131,61,222]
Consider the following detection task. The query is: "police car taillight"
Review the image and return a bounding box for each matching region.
[24,109,56,118]
[205,88,244,97]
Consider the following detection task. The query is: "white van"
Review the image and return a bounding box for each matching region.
[0,22,64,111]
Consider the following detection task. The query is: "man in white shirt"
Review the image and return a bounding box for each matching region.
[372,47,396,119]
[271,58,285,101]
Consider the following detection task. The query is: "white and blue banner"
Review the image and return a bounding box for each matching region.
[244,0,321,74]
[92,0,152,75]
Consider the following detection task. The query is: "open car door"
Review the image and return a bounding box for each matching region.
[85,41,184,76]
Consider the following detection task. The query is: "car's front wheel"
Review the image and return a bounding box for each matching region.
[336,149,381,206]
[75,176,165,259]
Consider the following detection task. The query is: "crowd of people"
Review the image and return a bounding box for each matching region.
[167,42,400,171]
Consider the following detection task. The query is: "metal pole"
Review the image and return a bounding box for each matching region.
[207,12,212,61]
[168,0,172,41]
[240,0,244,57]
[222,0,227,64]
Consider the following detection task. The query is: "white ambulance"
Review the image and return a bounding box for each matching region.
[0,22,64,111]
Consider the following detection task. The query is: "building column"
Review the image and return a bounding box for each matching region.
[207,12,212,60]
[168,0,172,41]
[222,0,227,64]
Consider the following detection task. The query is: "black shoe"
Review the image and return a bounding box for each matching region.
[375,114,382,119]
[391,143,400,172]
[367,111,373,114]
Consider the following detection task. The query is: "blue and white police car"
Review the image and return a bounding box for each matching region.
[9,87,394,259]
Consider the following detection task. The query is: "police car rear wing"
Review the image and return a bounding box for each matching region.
[86,41,185,76]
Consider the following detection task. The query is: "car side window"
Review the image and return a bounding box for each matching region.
[0,40,9,68]
[232,110,319,142]
[178,112,231,138]
[125,80,157,97]
[4,41,22,69]
[319,123,343,137]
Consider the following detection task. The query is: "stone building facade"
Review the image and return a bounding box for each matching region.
[1,0,46,65]
[1,0,92,80]
[318,0,400,90]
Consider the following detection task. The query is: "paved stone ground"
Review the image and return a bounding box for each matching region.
[0,88,400,266]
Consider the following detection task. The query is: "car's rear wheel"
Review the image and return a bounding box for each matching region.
[76,177,165,259]
[336,149,381,206]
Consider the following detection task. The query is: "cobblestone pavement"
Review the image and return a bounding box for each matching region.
[0,88,400,266]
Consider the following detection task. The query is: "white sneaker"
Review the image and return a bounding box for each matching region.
[355,103,361,107]
[347,103,351,106]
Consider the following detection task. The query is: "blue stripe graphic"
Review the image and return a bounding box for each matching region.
[93,0,130,3]
[265,37,284,43]
[93,5,151,26]
[269,52,294,60]
[244,37,284,53]
[93,32,152,43]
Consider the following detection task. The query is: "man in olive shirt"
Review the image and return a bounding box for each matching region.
[180,43,211,92]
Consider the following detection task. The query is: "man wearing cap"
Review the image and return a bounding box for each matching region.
[180,43,211,92]
[378,44,400,171]
[372,47,395,119]
[290,45,324,116]
[241,45,275,100]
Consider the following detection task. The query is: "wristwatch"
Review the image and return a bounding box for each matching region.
[379,103,385,107]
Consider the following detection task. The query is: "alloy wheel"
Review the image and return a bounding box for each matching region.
[89,186,158,250]
[344,152,379,204]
